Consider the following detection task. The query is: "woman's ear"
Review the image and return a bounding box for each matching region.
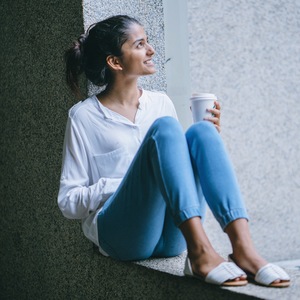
[106,55,123,71]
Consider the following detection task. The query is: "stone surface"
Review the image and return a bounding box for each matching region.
[0,0,86,298]
[187,0,300,263]
[137,254,300,300]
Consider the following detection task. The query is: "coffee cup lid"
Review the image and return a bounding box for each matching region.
[190,93,217,100]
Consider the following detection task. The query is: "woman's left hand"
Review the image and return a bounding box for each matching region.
[205,101,221,133]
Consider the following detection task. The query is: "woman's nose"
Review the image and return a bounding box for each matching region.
[147,43,155,55]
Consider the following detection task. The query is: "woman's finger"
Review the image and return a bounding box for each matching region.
[204,116,220,125]
[208,101,221,118]
[215,124,221,133]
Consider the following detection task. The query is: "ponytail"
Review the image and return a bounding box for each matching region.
[64,34,87,98]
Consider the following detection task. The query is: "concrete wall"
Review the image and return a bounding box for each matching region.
[187,0,300,261]
[0,1,86,298]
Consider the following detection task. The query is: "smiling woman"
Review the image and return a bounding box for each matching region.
[58,15,290,288]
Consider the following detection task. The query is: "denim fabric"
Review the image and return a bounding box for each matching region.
[97,117,248,261]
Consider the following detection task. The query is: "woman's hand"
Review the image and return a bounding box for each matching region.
[205,101,221,133]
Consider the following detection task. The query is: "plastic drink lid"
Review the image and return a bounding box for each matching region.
[190,93,217,100]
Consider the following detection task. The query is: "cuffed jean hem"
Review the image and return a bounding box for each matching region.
[174,206,203,227]
[217,208,249,231]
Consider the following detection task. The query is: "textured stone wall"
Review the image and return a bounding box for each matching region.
[0,1,86,298]
[187,0,300,261]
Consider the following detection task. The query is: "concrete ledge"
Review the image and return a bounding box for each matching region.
[137,253,300,300]
[2,230,298,299]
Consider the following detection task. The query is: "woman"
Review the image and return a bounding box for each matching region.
[58,15,290,287]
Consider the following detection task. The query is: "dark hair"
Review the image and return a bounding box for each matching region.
[65,15,142,97]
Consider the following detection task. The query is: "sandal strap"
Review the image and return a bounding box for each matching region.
[205,262,246,285]
[255,263,290,285]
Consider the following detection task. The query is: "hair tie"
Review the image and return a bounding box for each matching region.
[78,34,87,47]
[73,33,88,58]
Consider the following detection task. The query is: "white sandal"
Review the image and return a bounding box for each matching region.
[249,263,290,288]
[184,256,248,286]
[228,255,290,288]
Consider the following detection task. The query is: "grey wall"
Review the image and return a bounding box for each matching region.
[187,0,300,261]
[0,1,86,298]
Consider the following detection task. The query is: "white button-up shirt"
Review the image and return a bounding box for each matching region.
[58,89,178,246]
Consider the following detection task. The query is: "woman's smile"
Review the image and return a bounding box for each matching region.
[144,59,155,66]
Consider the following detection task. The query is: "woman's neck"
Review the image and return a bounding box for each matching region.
[98,79,142,123]
[102,78,141,106]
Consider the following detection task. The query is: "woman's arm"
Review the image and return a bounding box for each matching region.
[57,117,122,219]
[58,177,122,220]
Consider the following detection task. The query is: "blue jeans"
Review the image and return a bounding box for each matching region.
[97,117,248,261]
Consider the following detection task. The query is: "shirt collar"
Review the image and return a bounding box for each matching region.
[94,90,147,125]
[137,88,146,111]
[94,89,147,118]
[94,95,113,120]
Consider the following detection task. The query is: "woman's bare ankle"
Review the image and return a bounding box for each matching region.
[188,247,225,277]
[225,219,268,273]
[180,217,228,276]
[231,245,267,274]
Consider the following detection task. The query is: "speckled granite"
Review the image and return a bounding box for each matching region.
[0,1,87,298]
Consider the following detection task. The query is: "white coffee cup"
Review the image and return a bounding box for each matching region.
[190,93,217,123]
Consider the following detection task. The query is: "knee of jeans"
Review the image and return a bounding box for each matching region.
[186,121,217,145]
[153,116,179,129]
[151,116,183,139]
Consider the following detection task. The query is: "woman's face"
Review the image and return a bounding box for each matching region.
[117,23,156,77]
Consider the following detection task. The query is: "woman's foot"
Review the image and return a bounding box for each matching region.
[229,248,290,287]
[188,247,247,283]
[226,219,290,287]
[230,246,268,276]
[180,217,247,283]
